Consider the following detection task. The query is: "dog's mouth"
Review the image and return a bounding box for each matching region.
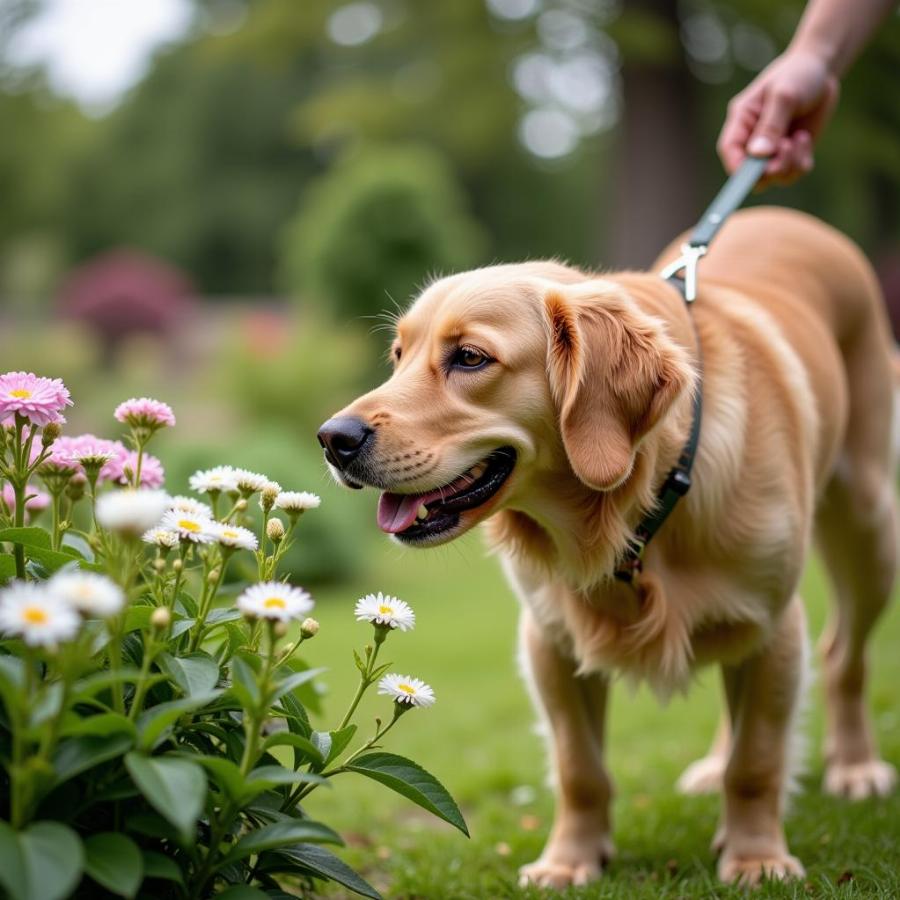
[376,447,516,544]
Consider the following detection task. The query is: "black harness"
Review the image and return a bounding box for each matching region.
[613,275,702,584]
[612,156,769,586]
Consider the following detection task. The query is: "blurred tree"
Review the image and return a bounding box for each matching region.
[279,143,487,319]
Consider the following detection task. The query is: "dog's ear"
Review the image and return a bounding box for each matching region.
[544,282,693,491]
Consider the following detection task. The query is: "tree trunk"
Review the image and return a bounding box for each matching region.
[610,0,702,269]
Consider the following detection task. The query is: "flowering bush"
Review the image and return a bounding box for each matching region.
[0,372,466,899]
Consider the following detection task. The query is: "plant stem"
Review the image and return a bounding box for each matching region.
[12,479,26,579]
[337,637,384,731]
[128,634,157,721]
[50,489,63,551]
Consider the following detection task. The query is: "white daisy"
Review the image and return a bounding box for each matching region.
[354,592,415,631]
[189,465,239,495]
[142,526,180,549]
[50,571,125,619]
[212,522,259,551]
[0,581,81,648]
[96,489,169,537]
[274,491,321,513]
[378,673,436,708]
[236,581,313,622]
[233,468,269,495]
[168,495,213,518]
[160,509,216,543]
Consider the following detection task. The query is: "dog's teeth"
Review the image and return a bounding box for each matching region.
[417,504,429,520]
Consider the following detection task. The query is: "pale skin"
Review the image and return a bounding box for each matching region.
[719,0,897,187]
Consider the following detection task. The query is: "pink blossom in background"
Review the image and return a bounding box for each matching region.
[114,397,175,430]
[2,483,51,517]
[103,443,165,488]
[0,372,72,427]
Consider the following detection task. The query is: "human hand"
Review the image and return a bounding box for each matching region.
[717,49,840,188]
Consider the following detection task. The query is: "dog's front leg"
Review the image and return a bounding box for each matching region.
[517,609,614,889]
[717,594,807,886]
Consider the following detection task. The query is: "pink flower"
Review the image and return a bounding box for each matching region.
[0,372,72,427]
[33,436,84,474]
[114,397,175,431]
[2,483,50,516]
[65,434,117,472]
[103,444,165,489]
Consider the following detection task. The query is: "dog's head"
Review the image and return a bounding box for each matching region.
[318,263,694,547]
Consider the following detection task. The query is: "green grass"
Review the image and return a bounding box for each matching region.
[300,528,900,899]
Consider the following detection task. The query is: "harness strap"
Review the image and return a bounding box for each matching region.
[614,276,702,584]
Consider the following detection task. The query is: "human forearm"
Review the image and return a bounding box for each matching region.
[789,0,897,75]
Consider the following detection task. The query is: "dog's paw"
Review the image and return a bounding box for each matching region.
[823,759,897,800]
[718,851,805,886]
[677,755,725,795]
[518,835,613,890]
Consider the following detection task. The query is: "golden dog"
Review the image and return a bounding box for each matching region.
[318,207,896,886]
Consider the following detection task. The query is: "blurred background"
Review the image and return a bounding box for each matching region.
[1,0,899,585]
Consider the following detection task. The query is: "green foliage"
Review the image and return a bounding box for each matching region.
[279,144,488,319]
[0,388,467,899]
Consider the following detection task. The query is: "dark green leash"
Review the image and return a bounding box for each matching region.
[614,155,769,585]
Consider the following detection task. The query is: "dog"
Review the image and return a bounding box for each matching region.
[317,207,897,887]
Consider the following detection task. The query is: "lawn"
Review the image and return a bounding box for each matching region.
[301,523,900,899]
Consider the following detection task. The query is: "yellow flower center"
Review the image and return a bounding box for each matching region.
[397,683,416,695]
[379,605,394,615]
[264,597,286,610]
[222,530,238,539]
[178,519,201,532]
[10,388,32,399]
[23,606,47,625]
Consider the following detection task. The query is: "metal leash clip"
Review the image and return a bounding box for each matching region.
[658,155,770,302]
[659,242,707,302]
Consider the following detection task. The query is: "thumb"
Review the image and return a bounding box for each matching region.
[747,86,796,156]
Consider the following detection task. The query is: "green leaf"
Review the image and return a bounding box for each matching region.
[317,724,357,766]
[29,682,64,728]
[84,833,143,898]
[157,651,220,697]
[261,732,324,766]
[215,888,270,900]
[24,545,89,574]
[169,616,195,640]
[136,691,221,750]
[0,553,16,581]
[0,821,26,900]
[141,850,184,886]
[217,820,342,868]
[125,753,206,843]
[60,712,136,739]
[53,733,133,786]
[346,752,469,836]
[0,653,25,718]
[240,766,327,802]
[205,607,242,628]
[19,822,84,900]
[71,667,146,700]
[230,654,260,709]
[61,531,94,562]
[123,606,153,633]
[270,667,325,702]
[268,844,382,899]
[192,755,245,802]
[0,526,50,548]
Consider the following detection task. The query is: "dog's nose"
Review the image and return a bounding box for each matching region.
[317,416,373,468]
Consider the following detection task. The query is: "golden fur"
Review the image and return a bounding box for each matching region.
[324,207,897,886]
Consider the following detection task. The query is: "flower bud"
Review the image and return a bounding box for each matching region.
[207,568,221,585]
[150,607,171,630]
[300,617,319,639]
[65,476,86,502]
[266,518,285,543]
[273,620,289,638]
[235,498,248,512]
[172,558,183,573]
[41,422,62,446]
[260,483,279,513]
[153,557,166,573]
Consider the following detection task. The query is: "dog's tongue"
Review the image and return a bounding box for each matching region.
[377,492,425,534]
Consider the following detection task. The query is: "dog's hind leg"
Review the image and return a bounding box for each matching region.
[815,456,897,799]
[517,610,614,890]
[677,713,730,795]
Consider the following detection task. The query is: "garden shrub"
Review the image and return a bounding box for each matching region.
[0,372,467,899]
[279,144,488,320]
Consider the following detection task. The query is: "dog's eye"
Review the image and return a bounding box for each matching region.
[452,346,491,370]
[393,346,401,362]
